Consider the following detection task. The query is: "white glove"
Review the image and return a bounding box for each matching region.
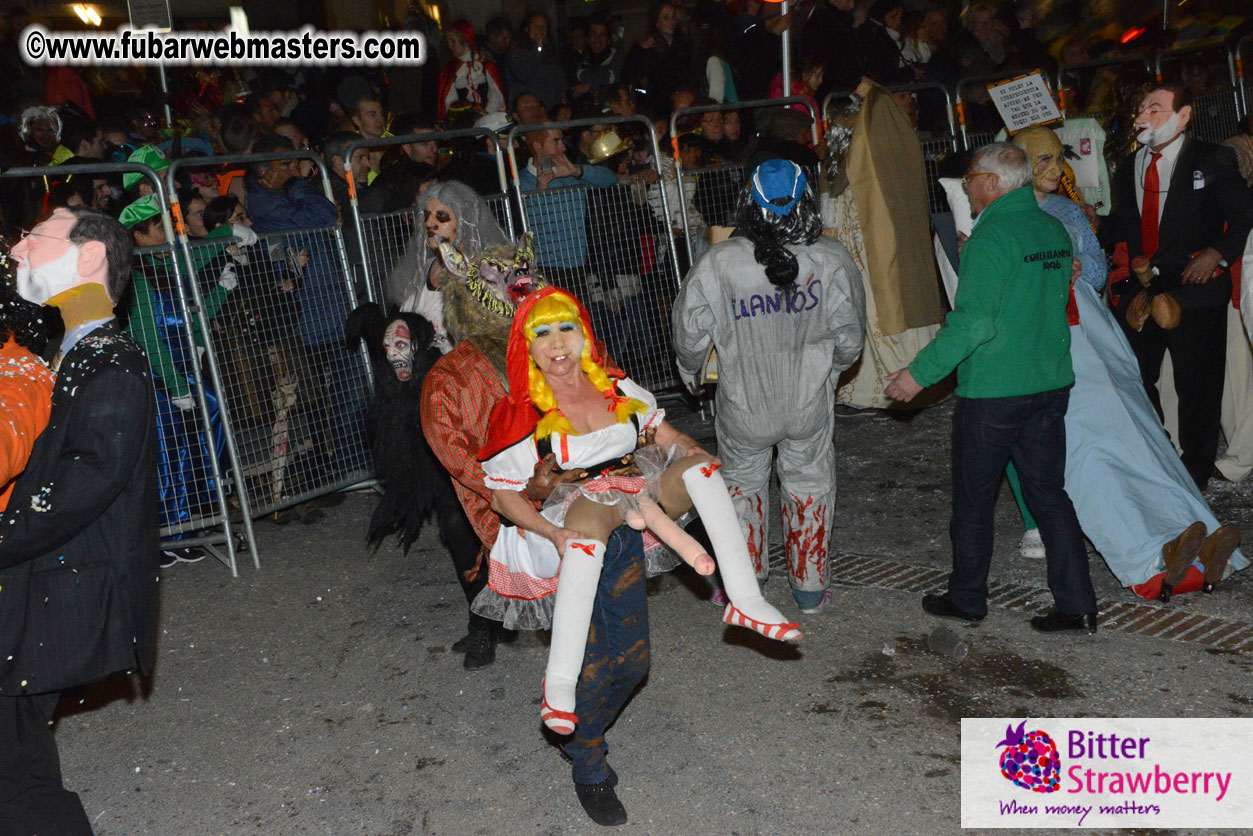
[231,223,259,247]
[217,263,239,292]
[171,394,196,411]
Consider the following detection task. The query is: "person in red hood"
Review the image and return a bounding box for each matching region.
[436,20,507,120]
[476,288,801,753]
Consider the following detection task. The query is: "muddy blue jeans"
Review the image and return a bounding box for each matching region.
[567,526,650,786]
[948,388,1097,618]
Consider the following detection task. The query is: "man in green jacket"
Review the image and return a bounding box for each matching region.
[885,142,1098,635]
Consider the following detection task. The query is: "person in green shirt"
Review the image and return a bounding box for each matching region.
[885,142,1098,635]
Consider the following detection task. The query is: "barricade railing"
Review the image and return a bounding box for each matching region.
[819,88,961,214]
[1237,34,1252,118]
[506,114,684,393]
[669,97,820,266]
[918,135,964,215]
[823,82,959,146]
[1056,56,1153,115]
[344,128,516,308]
[167,152,374,529]
[1154,40,1244,142]
[1,162,251,575]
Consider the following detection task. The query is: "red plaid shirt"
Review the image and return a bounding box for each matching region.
[421,341,508,551]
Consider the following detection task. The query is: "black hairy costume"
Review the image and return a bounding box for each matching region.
[346,303,450,552]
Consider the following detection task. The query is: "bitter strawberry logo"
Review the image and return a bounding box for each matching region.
[996,720,1061,793]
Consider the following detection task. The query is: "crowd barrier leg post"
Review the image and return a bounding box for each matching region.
[167,169,258,573]
[343,168,379,306]
[493,141,518,238]
[667,111,696,268]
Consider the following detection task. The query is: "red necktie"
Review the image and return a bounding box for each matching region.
[1141,152,1163,258]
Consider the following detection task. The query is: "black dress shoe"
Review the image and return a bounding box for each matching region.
[1030,610,1097,634]
[575,777,628,826]
[922,593,984,623]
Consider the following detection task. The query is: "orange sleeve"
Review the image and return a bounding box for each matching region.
[0,359,55,511]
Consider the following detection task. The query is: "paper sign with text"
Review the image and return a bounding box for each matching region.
[987,72,1062,133]
[962,718,1253,828]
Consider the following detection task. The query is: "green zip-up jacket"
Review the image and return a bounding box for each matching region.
[910,186,1075,398]
[125,225,236,399]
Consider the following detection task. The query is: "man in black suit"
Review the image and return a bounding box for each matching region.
[1108,83,1253,491]
[0,207,157,834]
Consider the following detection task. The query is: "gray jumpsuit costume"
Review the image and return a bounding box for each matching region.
[672,235,866,599]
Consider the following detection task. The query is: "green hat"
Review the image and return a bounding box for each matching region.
[119,194,162,228]
[123,145,169,191]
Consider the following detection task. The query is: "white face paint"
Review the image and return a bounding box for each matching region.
[1136,112,1181,148]
[383,320,413,382]
[15,244,81,305]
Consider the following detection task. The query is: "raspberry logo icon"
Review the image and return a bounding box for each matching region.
[996,720,1061,793]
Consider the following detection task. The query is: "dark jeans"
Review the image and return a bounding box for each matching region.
[0,693,93,836]
[566,526,650,786]
[1122,306,1227,490]
[948,389,1096,618]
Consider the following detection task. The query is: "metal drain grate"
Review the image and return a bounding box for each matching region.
[766,547,1253,653]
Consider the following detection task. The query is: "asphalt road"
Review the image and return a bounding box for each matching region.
[49,399,1252,836]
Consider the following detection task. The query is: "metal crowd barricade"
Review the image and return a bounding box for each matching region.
[1154,41,1244,143]
[1057,55,1154,113]
[954,67,1050,150]
[0,162,251,574]
[823,84,962,215]
[669,97,820,266]
[343,128,517,308]
[1238,35,1252,118]
[506,115,684,393]
[167,152,374,530]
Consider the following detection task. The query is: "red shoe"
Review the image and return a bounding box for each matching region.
[722,602,802,642]
[540,678,578,735]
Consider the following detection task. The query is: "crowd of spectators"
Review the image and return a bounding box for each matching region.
[0,2,1246,537]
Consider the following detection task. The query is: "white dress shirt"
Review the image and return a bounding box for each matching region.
[1133,133,1186,222]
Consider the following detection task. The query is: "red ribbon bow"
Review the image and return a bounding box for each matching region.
[568,542,597,557]
[699,461,723,478]
[602,387,630,412]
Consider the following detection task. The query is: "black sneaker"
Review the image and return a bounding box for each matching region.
[575,778,628,826]
[462,619,498,670]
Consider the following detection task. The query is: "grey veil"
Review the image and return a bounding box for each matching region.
[386,180,512,308]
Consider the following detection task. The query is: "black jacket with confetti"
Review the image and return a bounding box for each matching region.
[0,320,159,696]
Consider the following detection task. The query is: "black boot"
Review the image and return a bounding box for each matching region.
[451,617,476,653]
[461,616,498,670]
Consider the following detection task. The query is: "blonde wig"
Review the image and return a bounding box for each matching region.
[524,291,647,439]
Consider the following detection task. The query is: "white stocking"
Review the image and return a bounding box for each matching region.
[542,539,605,734]
[682,464,801,641]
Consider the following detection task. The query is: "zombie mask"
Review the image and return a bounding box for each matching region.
[383,319,414,381]
[1015,125,1064,194]
[345,304,435,392]
[439,232,545,318]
